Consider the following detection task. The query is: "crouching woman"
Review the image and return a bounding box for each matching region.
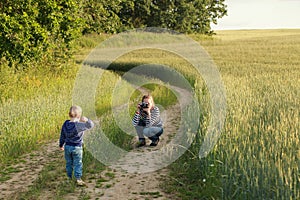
[132,94,163,147]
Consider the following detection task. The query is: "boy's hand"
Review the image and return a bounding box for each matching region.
[80,116,88,122]
[60,147,64,151]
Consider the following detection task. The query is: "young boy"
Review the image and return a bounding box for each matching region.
[59,105,94,186]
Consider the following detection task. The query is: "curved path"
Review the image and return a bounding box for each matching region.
[0,86,192,200]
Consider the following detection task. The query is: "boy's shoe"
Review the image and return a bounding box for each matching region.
[136,140,146,147]
[76,179,86,186]
[150,138,160,146]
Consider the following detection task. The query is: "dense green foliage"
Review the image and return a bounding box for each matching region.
[82,0,122,34]
[0,0,84,65]
[0,0,227,65]
[83,0,227,34]
[147,0,227,34]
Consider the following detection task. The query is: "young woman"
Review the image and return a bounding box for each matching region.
[132,94,163,147]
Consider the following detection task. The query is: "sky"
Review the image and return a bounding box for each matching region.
[211,0,300,30]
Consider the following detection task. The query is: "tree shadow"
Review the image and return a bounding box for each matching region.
[82,60,192,90]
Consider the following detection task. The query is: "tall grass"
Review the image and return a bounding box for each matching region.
[166,29,300,199]
[0,68,75,163]
[106,29,299,199]
[1,29,299,199]
[0,32,179,164]
[0,34,108,164]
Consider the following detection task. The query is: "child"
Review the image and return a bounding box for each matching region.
[59,105,94,186]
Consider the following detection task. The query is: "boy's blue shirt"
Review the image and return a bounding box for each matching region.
[59,119,94,147]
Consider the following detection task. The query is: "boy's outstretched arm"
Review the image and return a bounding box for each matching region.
[59,127,66,151]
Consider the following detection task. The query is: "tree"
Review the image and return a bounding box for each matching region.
[82,0,122,34]
[83,0,227,35]
[0,0,227,66]
[148,0,227,34]
[118,0,153,29]
[0,0,84,65]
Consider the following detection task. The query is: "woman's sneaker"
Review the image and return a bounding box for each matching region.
[76,179,85,186]
[136,140,146,147]
[150,138,160,146]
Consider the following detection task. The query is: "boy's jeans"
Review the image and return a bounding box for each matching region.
[64,145,83,179]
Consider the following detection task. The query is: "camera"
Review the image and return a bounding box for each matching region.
[140,102,149,109]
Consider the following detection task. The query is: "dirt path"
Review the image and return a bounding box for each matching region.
[78,86,192,199]
[0,141,62,199]
[81,102,182,200]
[0,86,192,200]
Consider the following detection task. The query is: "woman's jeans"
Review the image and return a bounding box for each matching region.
[64,145,83,179]
[135,126,163,142]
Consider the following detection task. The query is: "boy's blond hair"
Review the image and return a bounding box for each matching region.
[69,105,82,118]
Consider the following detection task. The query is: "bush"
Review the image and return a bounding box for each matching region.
[0,0,84,66]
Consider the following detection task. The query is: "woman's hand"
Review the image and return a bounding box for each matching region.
[143,107,151,116]
[136,104,141,113]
